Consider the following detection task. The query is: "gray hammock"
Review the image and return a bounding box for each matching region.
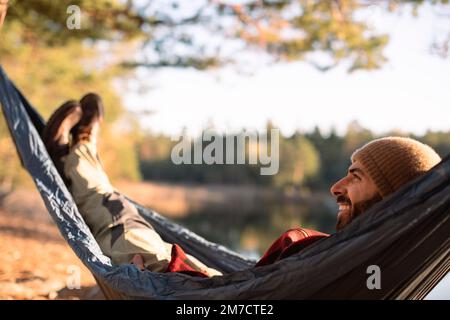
[0,65,449,299]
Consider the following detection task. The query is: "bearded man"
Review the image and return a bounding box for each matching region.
[43,94,441,275]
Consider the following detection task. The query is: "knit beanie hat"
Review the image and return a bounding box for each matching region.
[351,137,441,198]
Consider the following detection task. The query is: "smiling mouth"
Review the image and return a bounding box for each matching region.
[338,203,351,213]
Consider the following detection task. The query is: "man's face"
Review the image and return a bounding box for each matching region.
[0,0,8,28]
[330,160,382,231]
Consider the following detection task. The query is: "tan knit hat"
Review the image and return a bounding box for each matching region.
[351,137,441,198]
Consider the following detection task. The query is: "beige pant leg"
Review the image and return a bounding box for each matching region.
[65,141,222,276]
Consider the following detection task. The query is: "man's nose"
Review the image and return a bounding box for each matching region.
[330,177,346,197]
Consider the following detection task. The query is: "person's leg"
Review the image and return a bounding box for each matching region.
[65,140,222,276]
[43,96,172,271]
[64,138,174,271]
[42,94,222,275]
[63,94,222,276]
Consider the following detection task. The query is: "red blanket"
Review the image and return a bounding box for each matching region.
[165,228,329,277]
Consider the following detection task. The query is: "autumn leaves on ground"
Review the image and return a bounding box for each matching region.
[0,181,204,300]
[0,187,101,300]
[0,180,268,300]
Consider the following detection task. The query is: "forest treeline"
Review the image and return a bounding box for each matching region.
[138,121,450,191]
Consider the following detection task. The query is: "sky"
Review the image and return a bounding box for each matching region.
[123,3,450,138]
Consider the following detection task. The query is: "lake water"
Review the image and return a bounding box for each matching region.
[173,201,336,256]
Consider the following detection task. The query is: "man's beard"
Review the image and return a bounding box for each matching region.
[335,193,383,231]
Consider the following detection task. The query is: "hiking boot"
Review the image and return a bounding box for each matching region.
[42,100,82,177]
[72,93,104,146]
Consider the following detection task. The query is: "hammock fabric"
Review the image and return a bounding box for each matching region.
[0,65,449,300]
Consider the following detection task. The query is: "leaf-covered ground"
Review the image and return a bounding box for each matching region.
[0,188,102,300]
